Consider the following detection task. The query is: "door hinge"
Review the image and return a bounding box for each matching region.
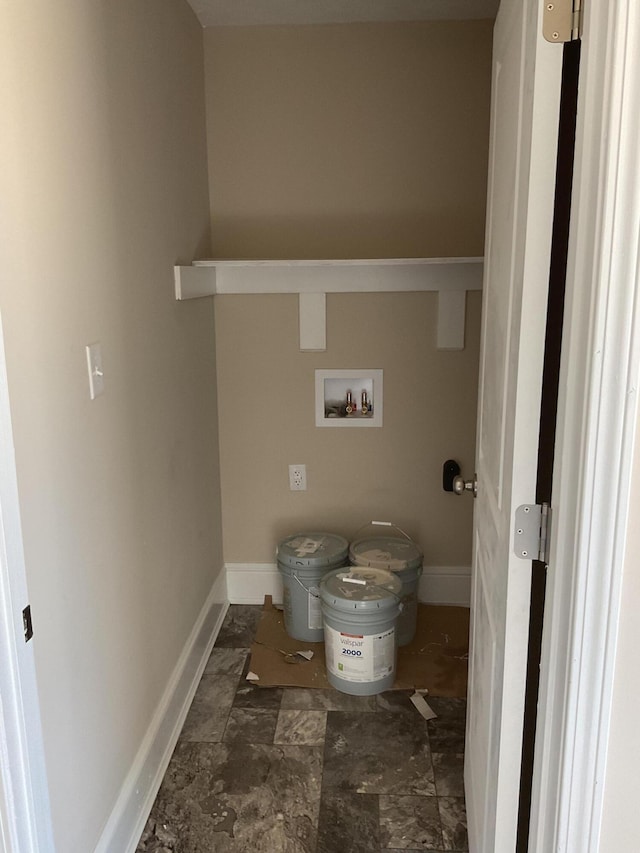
[514,503,552,564]
[22,605,33,643]
[543,0,583,43]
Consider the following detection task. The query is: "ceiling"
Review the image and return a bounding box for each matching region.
[187,0,500,28]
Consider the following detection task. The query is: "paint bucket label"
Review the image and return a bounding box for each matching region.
[324,625,395,683]
[308,586,322,630]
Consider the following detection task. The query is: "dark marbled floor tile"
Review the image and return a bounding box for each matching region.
[179,650,246,743]
[316,792,379,853]
[379,794,443,850]
[203,647,249,679]
[223,708,279,744]
[432,754,465,797]
[215,605,263,648]
[322,711,435,796]
[427,699,467,754]
[427,719,466,755]
[281,687,377,712]
[233,679,284,710]
[438,797,468,851]
[180,663,246,744]
[427,698,467,718]
[375,690,416,715]
[138,741,322,853]
[274,710,327,745]
[137,816,181,851]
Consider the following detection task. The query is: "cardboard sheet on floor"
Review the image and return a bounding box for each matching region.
[249,596,468,697]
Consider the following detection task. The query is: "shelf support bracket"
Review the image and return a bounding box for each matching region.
[437,290,467,350]
[299,293,326,351]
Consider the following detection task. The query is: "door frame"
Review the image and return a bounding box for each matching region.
[529,0,640,850]
[0,311,55,852]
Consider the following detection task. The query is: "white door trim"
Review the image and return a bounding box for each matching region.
[0,312,55,852]
[530,1,640,850]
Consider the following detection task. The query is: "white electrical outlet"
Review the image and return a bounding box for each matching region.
[289,464,307,491]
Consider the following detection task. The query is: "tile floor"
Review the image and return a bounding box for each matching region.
[136,605,468,853]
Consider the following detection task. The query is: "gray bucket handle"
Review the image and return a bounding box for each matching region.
[352,519,415,546]
[292,572,321,598]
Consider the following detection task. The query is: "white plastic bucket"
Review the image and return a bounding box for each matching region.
[277,532,349,642]
[320,566,402,696]
[350,522,423,646]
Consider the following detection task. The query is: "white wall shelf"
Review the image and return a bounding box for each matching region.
[174,256,483,351]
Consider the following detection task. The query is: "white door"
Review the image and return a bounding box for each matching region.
[464,1,563,850]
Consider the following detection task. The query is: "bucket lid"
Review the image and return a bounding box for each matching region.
[349,535,423,571]
[277,532,349,568]
[320,567,402,609]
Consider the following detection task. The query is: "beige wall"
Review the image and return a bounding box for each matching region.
[204,21,493,259]
[0,2,221,850]
[206,22,491,566]
[216,291,481,564]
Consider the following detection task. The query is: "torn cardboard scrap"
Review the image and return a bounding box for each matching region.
[410,691,438,720]
[248,596,468,697]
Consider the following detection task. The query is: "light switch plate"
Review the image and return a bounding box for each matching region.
[85,343,104,400]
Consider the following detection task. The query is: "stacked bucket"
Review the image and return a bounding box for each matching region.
[277,523,423,696]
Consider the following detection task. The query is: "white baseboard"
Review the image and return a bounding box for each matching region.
[418,565,471,606]
[94,568,228,853]
[225,563,471,607]
[225,563,284,605]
